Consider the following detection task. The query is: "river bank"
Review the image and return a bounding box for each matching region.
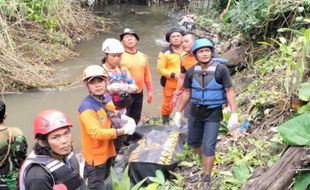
[0,0,101,92]
[2,0,309,189]
[4,2,173,151]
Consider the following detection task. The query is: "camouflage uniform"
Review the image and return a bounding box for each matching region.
[0,127,28,190]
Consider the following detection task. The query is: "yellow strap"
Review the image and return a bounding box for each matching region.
[0,128,12,166]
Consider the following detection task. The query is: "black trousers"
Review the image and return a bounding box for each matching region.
[126,91,143,125]
[84,158,113,190]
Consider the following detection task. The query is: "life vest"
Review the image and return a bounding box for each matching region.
[20,151,83,190]
[102,65,129,84]
[191,62,227,108]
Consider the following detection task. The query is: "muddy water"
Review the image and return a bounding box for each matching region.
[3,4,177,150]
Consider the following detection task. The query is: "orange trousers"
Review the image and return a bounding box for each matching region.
[161,85,175,116]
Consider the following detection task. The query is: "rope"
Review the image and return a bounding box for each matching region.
[0,128,12,166]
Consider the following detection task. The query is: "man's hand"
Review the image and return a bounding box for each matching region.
[170,95,178,109]
[147,91,153,104]
[170,90,182,109]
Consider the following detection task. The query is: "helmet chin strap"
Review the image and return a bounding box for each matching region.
[90,93,106,105]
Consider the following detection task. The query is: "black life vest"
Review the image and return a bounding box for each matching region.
[20,151,84,190]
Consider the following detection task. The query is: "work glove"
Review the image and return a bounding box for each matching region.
[123,122,136,135]
[227,113,239,131]
[121,114,135,125]
[173,112,182,127]
[121,115,136,135]
[118,108,127,116]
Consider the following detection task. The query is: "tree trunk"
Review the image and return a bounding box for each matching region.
[241,147,310,190]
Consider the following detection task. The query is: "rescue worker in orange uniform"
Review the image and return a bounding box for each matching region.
[120,28,153,125]
[157,27,185,124]
[79,65,136,190]
[101,38,137,111]
[170,31,197,111]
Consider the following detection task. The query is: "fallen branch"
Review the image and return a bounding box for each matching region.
[241,147,310,190]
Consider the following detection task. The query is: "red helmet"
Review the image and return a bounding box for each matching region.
[33,109,73,139]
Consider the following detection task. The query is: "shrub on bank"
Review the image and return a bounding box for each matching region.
[0,0,100,91]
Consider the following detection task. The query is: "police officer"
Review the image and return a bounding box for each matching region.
[174,39,238,189]
[0,100,27,190]
[20,109,86,190]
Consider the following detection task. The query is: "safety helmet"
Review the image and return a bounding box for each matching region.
[165,27,185,42]
[120,28,139,41]
[33,109,73,139]
[102,38,125,53]
[111,92,132,110]
[82,65,108,82]
[192,39,214,55]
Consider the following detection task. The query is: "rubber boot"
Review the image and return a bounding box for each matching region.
[162,115,170,125]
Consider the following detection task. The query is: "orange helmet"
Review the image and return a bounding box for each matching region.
[33,109,73,139]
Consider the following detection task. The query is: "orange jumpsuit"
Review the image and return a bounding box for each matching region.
[157,46,182,117]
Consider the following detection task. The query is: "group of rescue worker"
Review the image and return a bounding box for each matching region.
[158,28,238,189]
[0,27,238,190]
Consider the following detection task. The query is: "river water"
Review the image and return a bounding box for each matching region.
[3,4,177,150]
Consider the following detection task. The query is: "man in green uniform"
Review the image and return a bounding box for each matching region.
[0,100,28,190]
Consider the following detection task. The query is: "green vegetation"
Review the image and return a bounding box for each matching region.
[111,166,147,190]
[141,170,184,190]
[221,0,309,36]
[277,85,310,189]
[214,134,283,189]
[222,0,268,33]
[0,0,101,91]
[111,166,185,190]
[169,0,310,189]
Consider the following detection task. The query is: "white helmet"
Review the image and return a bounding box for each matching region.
[82,65,108,82]
[102,38,125,53]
